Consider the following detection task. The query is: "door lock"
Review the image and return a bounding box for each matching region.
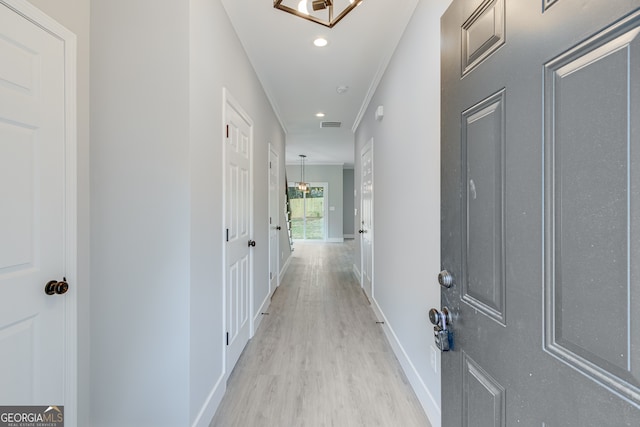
[438,270,454,288]
[429,307,453,352]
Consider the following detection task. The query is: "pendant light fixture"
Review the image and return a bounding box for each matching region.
[274,0,364,28]
[297,154,309,192]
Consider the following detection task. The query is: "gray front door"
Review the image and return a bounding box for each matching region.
[441,0,640,425]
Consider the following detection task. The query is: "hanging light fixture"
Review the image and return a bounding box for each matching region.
[297,154,309,192]
[274,0,364,28]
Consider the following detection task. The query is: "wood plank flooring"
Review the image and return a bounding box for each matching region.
[209,241,432,427]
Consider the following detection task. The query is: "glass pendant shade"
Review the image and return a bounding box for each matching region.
[297,154,309,193]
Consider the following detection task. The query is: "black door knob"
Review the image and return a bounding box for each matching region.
[276,226,282,230]
[248,240,256,247]
[45,278,69,295]
[358,229,364,234]
[56,280,69,295]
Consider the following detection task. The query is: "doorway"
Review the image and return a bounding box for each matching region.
[288,182,328,241]
[269,145,280,294]
[0,2,77,423]
[223,89,253,377]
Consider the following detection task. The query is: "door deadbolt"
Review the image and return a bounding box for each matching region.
[438,270,454,288]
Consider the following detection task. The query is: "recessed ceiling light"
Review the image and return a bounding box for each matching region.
[313,38,328,47]
[316,112,325,118]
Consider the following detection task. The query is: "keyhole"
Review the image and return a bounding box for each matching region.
[469,179,477,200]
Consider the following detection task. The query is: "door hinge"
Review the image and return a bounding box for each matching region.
[270,272,273,280]
[226,124,229,138]
[226,332,229,346]
[226,228,229,242]
[269,161,272,169]
[270,217,272,224]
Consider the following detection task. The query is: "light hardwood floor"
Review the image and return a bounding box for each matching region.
[210,241,432,427]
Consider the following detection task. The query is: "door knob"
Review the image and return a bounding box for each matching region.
[438,270,454,288]
[429,307,453,351]
[248,240,256,247]
[359,229,366,234]
[429,307,450,327]
[276,226,282,230]
[45,278,69,295]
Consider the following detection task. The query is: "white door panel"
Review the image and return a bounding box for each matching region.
[269,147,279,294]
[224,96,252,374]
[0,0,74,411]
[360,139,373,298]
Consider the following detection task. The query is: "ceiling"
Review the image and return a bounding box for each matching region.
[220,0,419,167]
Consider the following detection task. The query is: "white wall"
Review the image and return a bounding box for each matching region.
[343,169,355,237]
[90,1,286,426]
[19,2,286,423]
[91,1,191,425]
[286,164,344,242]
[24,1,90,425]
[354,1,451,426]
[188,1,287,425]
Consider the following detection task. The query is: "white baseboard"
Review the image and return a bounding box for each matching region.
[191,372,226,427]
[327,237,344,243]
[253,291,271,332]
[352,263,361,283]
[368,298,441,427]
[279,254,292,283]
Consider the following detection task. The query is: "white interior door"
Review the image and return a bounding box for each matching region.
[224,94,253,374]
[360,139,373,299]
[269,146,279,294]
[0,0,76,413]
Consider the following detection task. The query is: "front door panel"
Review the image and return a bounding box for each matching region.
[441,0,640,425]
[544,12,640,405]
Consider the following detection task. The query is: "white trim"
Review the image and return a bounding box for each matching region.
[190,372,226,427]
[279,253,292,283]
[253,291,271,331]
[368,299,441,427]
[1,2,78,425]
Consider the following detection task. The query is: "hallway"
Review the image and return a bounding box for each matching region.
[210,242,431,426]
